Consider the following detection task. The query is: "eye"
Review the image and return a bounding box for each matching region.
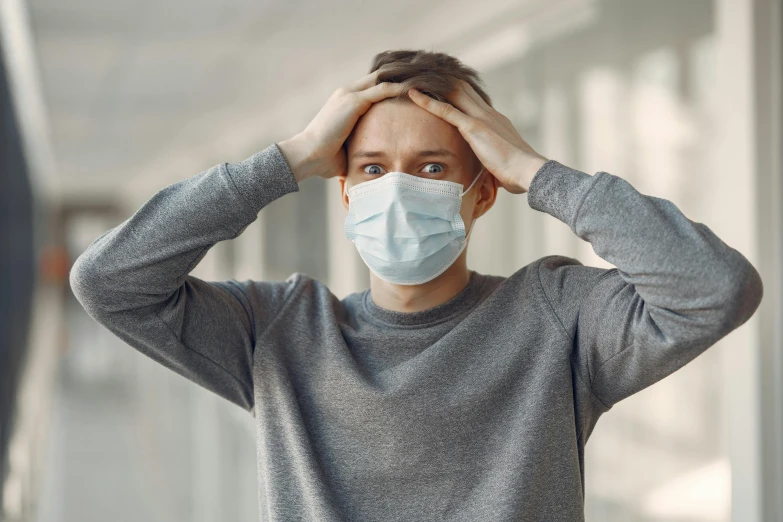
[363,164,386,175]
[422,163,444,174]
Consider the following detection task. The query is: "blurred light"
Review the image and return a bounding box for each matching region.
[458,23,531,72]
[642,458,731,521]
[458,0,598,73]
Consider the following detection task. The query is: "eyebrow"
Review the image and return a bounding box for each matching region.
[351,148,456,159]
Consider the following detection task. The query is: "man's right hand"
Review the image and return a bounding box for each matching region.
[277,70,406,183]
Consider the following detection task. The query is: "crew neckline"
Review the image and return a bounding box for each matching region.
[361,270,487,327]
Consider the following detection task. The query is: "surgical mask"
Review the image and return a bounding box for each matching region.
[344,166,485,285]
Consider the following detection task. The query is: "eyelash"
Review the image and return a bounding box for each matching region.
[363,163,445,175]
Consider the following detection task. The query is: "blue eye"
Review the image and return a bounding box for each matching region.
[423,163,444,174]
[363,165,385,175]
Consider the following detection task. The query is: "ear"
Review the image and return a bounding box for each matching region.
[472,168,499,220]
[339,176,350,211]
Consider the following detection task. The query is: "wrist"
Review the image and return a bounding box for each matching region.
[278,133,317,183]
[517,153,549,192]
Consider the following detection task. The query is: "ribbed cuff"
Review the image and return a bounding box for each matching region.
[526,159,602,231]
[225,143,300,213]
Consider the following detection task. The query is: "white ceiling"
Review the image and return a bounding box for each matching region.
[26,0,543,206]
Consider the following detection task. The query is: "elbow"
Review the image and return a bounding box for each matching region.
[738,262,764,320]
[69,252,109,313]
[719,259,764,330]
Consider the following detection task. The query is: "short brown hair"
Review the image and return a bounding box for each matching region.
[369,49,492,107]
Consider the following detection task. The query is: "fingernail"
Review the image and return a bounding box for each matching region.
[408,88,419,96]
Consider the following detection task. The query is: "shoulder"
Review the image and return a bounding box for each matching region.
[499,254,610,292]
[230,272,307,304]
[229,272,341,323]
[266,272,337,304]
[533,255,619,337]
[536,254,610,290]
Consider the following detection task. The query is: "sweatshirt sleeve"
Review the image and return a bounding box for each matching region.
[68,143,301,415]
[528,159,764,409]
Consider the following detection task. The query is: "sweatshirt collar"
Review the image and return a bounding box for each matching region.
[361,270,486,327]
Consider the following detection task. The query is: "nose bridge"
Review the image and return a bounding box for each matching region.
[385,148,450,175]
[389,157,423,175]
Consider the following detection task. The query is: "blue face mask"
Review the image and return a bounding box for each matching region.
[344,166,485,285]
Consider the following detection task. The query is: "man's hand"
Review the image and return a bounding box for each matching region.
[277,71,406,183]
[407,79,549,194]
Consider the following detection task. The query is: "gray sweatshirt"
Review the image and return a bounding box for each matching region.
[69,143,763,522]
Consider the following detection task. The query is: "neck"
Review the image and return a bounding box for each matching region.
[368,252,472,313]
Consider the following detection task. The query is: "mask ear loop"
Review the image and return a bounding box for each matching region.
[460,166,487,243]
[460,167,486,197]
[342,178,351,201]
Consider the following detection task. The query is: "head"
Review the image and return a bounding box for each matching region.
[339,50,499,241]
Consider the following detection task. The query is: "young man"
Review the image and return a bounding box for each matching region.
[69,50,763,521]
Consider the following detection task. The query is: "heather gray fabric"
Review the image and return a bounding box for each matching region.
[69,142,764,522]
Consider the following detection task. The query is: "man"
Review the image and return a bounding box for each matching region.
[69,49,764,521]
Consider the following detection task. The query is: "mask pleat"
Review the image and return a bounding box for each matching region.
[353,212,456,238]
[355,232,457,263]
[344,168,482,284]
[350,188,459,223]
[358,237,460,269]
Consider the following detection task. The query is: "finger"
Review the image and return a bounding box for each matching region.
[457,79,494,113]
[456,79,518,135]
[408,88,476,131]
[357,81,406,104]
[346,70,381,92]
[445,83,488,120]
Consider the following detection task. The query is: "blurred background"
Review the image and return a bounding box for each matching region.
[1,0,781,520]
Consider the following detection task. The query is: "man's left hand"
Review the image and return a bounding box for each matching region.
[407,79,549,194]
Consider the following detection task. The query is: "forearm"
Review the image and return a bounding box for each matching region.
[69,143,299,313]
[527,160,763,333]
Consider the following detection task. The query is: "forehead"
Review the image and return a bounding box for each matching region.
[346,99,468,157]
